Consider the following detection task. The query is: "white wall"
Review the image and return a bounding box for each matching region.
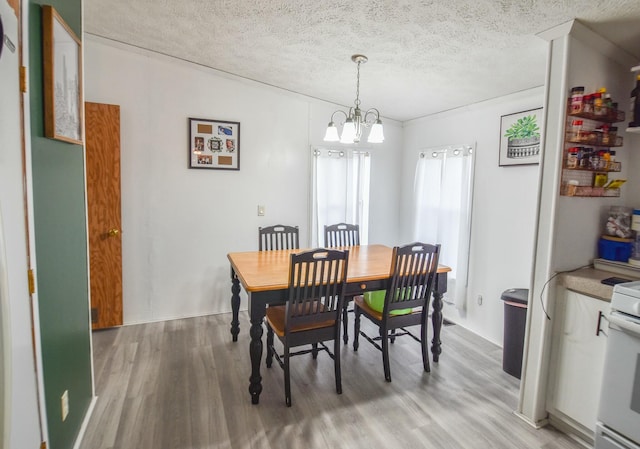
[85,35,541,345]
[552,35,635,271]
[0,2,42,448]
[402,88,544,345]
[84,36,403,324]
[520,20,638,425]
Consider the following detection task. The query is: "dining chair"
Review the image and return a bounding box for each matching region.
[324,223,360,247]
[324,222,361,344]
[265,248,350,406]
[258,224,299,251]
[353,242,440,382]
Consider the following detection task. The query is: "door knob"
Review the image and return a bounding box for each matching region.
[108,228,120,237]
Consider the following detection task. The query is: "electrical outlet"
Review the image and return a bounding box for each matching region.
[61,390,69,421]
[477,294,483,305]
[257,205,265,216]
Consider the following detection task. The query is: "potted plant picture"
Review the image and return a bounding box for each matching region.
[499,108,542,166]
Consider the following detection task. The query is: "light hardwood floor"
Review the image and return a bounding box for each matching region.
[80,312,586,449]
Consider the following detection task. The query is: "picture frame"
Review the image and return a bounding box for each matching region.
[188,117,240,170]
[42,5,83,144]
[499,108,543,166]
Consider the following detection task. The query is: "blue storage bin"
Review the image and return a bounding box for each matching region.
[598,237,633,262]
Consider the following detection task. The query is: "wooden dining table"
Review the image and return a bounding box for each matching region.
[227,244,451,404]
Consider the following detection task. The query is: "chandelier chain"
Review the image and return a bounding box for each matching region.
[354,61,361,107]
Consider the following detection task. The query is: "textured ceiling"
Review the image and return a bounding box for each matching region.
[84,0,640,122]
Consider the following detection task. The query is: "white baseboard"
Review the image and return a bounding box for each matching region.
[513,410,548,429]
[73,395,98,449]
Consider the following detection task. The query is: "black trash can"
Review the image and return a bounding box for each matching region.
[500,288,529,379]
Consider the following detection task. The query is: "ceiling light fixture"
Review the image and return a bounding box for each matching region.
[323,54,384,144]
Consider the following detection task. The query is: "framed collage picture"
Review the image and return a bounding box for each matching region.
[189,117,240,170]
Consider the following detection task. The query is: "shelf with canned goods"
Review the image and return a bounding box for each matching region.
[567,108,625,123]
[562,161,621,172]
[566,118,623,147]
[565,132,623,147]
[564,87,626,198]
[567,86,626,123]
[560,170,625,197]
[564,147,620,172]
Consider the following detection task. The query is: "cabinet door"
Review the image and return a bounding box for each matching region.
[550,289,610,431]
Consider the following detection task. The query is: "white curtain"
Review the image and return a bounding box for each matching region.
[311,148,370,246]
[413,144,475,310]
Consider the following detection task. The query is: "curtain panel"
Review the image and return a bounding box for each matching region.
[311,148,370,247]
[412,144,475,310]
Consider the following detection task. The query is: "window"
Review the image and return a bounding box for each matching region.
[311,148,370,246]
[413,144,475,309]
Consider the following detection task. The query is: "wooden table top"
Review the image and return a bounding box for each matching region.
[228,244,451,292]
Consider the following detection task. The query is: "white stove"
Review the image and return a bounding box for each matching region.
[596,281,640,449]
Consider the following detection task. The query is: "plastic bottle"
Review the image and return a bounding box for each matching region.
[569,119,582,141]
[582,94,595,114]
[630,75,640,127]
[594,88,606,116]
[566,148,578,168]
[570,86,584,113]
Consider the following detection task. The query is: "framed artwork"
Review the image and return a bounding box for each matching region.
[499,108,542,166]
[42,5,83,144]
[189,118,240,170]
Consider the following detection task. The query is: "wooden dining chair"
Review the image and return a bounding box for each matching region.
[324,223,360,248]
[353,242,440,382]
[258,224,299,251]
[265,248,350,406]
[324,222,361,344]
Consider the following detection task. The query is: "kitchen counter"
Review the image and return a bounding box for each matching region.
[558,267,639,301]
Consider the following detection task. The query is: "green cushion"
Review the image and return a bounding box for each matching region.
[363,290,412,316]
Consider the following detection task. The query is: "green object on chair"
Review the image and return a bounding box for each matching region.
[363,290,412,316]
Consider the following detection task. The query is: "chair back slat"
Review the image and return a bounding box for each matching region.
[385,243,440,314]
[286,249,349,331]
[259,225,299,251]
[324,223,360,247]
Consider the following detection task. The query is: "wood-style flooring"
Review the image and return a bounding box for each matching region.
[80,312,586,449]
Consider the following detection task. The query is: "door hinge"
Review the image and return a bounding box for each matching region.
[28,269,35,294]
[20,66,28,93]
[91,307,98,323]
[41,441,47,449]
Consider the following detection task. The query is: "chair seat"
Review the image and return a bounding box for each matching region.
[354,295,419,322]
[266,305,336,338]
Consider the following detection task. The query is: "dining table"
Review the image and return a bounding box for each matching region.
[227,244,451,404]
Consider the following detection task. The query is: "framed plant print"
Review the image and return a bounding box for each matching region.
[499,108,542,166]
[189,118,240,170]
[42,5,83,144]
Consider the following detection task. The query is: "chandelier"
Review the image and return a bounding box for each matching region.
[323,54,384,144]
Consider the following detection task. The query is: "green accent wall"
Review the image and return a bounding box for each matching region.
[28,1,93,448]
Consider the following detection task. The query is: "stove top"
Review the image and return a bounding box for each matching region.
[612,280,640,318]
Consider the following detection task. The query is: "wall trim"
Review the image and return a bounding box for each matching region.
[72,396,97,449]
[538,19,637,68]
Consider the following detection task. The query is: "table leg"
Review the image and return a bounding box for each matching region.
[248,316,264,404]
[230,270,240,342]
[431,291,443,363]
[430,271,448,363]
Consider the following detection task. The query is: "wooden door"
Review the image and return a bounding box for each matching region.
[85,102,122,329]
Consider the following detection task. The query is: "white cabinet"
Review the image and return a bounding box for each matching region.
[548,288,610,435]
